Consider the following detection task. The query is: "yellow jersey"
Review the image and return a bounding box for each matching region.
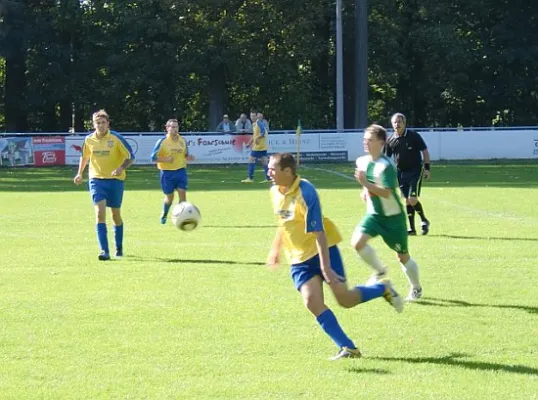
[82,130,134,181]
[252,120,268,151]
[270,175,342,264]
[151,134,189,170]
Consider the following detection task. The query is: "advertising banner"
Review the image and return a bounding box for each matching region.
[32,136,65,166]
[65,133,359,165]
[0,137,34,166]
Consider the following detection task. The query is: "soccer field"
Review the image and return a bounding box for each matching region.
[1,162,537,399]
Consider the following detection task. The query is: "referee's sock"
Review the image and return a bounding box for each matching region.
[414,201,427,222]
[406,204,416,231]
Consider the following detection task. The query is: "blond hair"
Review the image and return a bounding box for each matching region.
[92,109,110,121]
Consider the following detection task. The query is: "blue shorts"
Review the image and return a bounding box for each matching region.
[290,246,346,290]
[89,178,124,208]
[250,150,268,159]
[398,167,423,198]
[160,168,188,194]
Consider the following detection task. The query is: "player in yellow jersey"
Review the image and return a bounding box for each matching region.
[74,110,135,261]
[151,119,195,224]
[241,112,270,183]
[266,153,404,360]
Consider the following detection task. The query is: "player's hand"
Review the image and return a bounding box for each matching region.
[266,252,280,271]
[246,141,252,148]
[186,155,195,161]
[360,188,368,202]
[424,170,431,180]
[74,174,83,185]
[355,169,367,185]
[321,266,338,285]
[111,167,123,176]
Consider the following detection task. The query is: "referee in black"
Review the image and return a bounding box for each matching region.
[385,113,431,235]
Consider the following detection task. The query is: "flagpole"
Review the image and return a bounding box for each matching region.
[296,120,302,166]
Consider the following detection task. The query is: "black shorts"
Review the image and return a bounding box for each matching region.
[397,167,423,198]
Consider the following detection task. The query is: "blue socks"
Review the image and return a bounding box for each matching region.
[114,224,123,250]
[355,282,386,303]
[263,164,269,180]
[96,223,109,254]
[247,163,255,179]
[316,309,356,349]
[162,202,171,217]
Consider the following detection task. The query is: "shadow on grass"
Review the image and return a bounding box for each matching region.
[431,234,538,242]
[416,297,538,314]
[371,352,538,376]
[2,160,538,192]
[161,258,265,266]
[204,225,274,229]
[347,367,392,375]
[126,255,264,266]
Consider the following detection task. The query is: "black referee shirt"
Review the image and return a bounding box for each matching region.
[385,129,427,171]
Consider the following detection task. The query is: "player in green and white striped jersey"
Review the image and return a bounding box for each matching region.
[351,124,423,301]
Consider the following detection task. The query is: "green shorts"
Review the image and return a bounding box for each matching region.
[352,213,408,254]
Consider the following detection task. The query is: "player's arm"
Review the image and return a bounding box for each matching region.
[185,143,195,161]
[74,155,89,184]
[313,230,340,284]
[74,140,90,184]
[110,134,136,176]
[417,133,431,179]
[151,138,173,163]
[302,184,338,283]
[355,169,392,198]
[266,227,283,270]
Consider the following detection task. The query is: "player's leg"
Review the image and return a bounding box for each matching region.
[409,170,429,235]
[379,215,422,300]
[160,170,175,224]
[259,154,270,183]
[176,168,188,203]
[108,180,125,258]
[241,155,256,182]
[94,200,110,260]
[398,252,422,301]
[351,215,388,281]
[89,179,110,260]
[323,246,403,313]
[292,263,360,359]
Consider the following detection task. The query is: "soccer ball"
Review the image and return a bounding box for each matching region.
[171,202,201,231]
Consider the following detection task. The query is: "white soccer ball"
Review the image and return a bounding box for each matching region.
[171,202,201,231]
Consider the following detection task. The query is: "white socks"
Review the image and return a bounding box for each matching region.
[401,258,421,288]
[357,245,387,274]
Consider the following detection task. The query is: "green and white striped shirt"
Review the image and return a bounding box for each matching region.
[356,154,405,217]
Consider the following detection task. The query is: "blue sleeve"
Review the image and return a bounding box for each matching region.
[111,131,135,160]
[257,120,266,137]
[300,181,324,233]
[151,137,165,161]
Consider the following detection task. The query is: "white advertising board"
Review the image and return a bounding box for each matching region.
[66,133,362,165]
[61,129,538,166]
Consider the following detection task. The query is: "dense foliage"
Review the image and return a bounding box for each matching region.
[1,0,536,132]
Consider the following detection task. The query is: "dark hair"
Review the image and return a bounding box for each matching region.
[366,124,387,142]
[271,152,297,175]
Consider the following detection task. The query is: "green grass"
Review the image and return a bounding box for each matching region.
[1,162,537,399]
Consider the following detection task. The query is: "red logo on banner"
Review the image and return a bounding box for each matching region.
[32,136,65,166]
[232,135,252,153]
